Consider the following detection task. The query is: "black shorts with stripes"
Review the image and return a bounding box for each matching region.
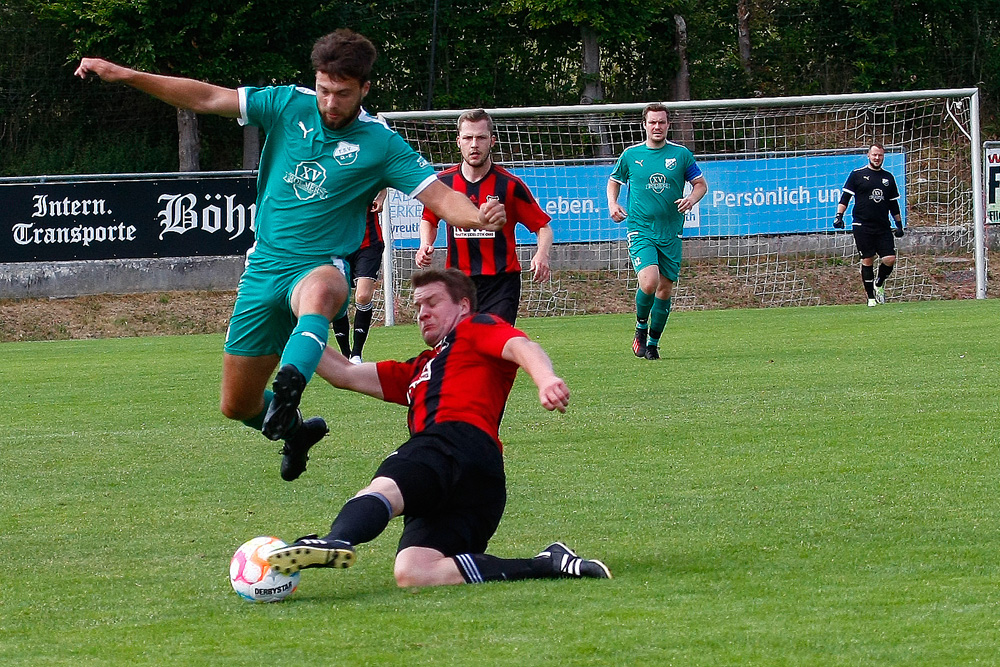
[373,421,506,556]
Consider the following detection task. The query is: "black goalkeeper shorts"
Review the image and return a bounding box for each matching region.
[852,225,896,259]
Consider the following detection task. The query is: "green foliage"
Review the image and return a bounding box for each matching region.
[3,301,1000,664]
[2,0,997,175]
[504,0,655,35]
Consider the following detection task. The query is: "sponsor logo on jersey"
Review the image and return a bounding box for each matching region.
[646,173,668,194]
[453,228,496,239]
[283,161,330,200]
[333,141,361,166]
[870,188,885,203]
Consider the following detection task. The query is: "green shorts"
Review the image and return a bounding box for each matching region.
[627,232,682,282]
[224,257,350,357]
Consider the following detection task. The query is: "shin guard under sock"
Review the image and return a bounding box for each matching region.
[325,493,393,546]
[861,264,875,299]
[332,315,351,356]
[351,302,374,357]
[279,313,330,383]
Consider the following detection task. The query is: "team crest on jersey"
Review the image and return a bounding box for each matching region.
[333,141,361,166]
[283,161,330,200]
[646,173,668,194]
[882,178,890,186]
[664,158,677,170]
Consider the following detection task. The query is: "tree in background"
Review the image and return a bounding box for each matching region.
[1,0,996,176]
[43,0,329,170]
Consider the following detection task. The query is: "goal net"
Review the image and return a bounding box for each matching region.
[376,89,983,324]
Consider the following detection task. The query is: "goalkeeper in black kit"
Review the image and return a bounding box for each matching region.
[833,142,904,307]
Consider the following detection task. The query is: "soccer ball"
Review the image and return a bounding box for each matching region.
[229,536,299,603]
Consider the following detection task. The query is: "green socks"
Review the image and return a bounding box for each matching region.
[648,297,672,347]
[636,288,655,323]
[279,313,330,383]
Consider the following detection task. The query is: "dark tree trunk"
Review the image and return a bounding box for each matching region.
[177,108,199,172]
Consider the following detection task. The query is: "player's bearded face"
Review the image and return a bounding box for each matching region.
[315,72,369,130]
[868,147,885,169]
[414,283,471,346]
[457,120,495,168]
[644,111,669,145]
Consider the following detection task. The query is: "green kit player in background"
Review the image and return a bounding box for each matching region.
[607,104,707,360]
[75,30,505,481]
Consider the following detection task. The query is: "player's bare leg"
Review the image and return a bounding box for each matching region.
[262,266,348,440]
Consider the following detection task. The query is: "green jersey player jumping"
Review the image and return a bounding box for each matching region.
[76,30,506,481]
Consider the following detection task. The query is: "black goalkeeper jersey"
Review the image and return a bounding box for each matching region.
[839,166,901,230]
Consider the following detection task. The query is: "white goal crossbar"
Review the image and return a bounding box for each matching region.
[377,88,983,325]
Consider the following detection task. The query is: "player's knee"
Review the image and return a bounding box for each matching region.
[219,400,245,421]
[219,395,259,422]
[393,560,428,588]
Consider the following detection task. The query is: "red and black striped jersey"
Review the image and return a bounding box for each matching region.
[359,208,383,250]
[422,164,550,276]
[375,313,526,450]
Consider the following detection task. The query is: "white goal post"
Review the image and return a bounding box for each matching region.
[376,88,984,325]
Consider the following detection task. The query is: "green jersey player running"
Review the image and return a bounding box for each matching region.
[607,104,707,360]
[76,30,505,481]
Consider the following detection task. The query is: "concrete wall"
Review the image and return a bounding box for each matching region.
[1,255,244,299]
[0,228,983,300]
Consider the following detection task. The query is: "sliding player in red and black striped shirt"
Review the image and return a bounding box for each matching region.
[417,109,552,324]
[271,268,611,587]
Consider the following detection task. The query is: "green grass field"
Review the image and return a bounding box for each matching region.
[3,300,1000,665]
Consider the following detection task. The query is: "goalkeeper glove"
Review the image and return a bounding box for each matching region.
[894,226,904,238]
[833,213,845,229]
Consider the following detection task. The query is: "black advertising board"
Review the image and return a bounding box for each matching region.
[1,175,257,262]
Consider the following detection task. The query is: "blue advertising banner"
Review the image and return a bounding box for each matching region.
[388,152,906,247]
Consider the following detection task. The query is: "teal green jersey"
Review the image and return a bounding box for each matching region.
[239,85,436,266]
[609,141,703,242]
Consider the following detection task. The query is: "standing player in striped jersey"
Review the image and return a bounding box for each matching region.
[333,191,386,364]
[607,104,707,360]
[416,109,553,324]
[832,143,904,306]
[272,269,610,586]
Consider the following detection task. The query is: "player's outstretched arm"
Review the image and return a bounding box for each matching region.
[417,180,506,231]
[314,347,384,399]
[501,337,569,413]
[75,58,239,118]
